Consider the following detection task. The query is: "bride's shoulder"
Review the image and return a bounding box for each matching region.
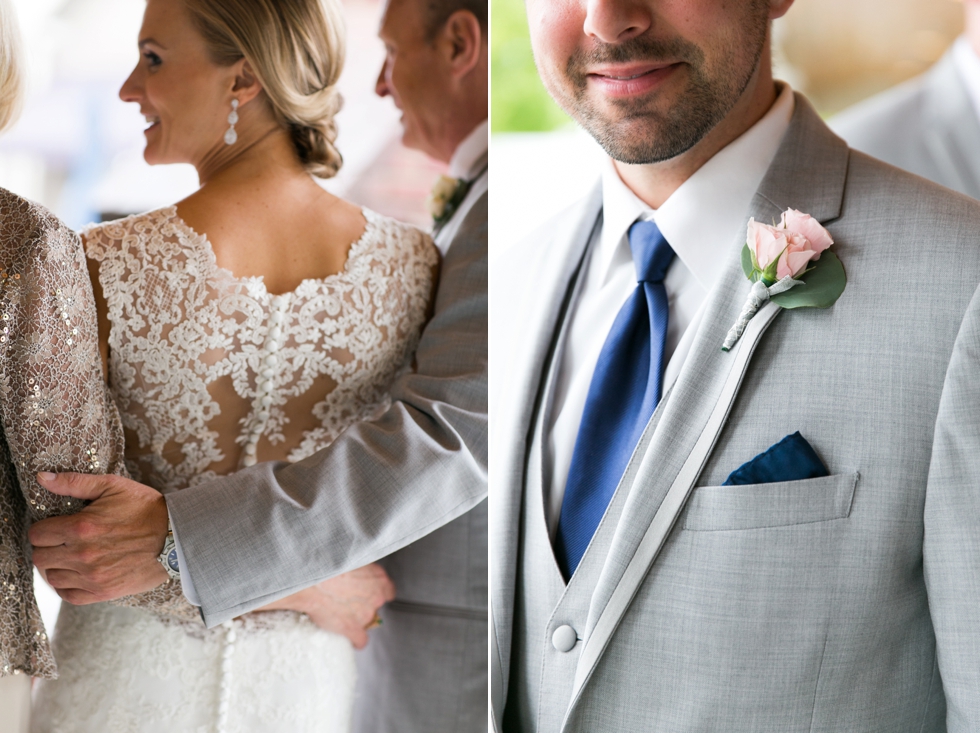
[81,206,182,260]
[359,208,437,263]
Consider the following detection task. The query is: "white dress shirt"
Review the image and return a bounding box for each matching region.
[952,37,980,126]
[543,84,795,536]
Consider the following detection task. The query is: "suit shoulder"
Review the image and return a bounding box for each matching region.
[837,152,980,290]
[490,184,600,276]
[845,151,980,222]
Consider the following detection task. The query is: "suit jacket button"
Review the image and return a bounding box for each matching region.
[552,625,577,652]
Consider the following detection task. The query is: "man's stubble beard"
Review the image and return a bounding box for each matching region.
[547,6,770,165]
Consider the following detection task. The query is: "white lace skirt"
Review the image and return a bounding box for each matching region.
[31,602,355,733]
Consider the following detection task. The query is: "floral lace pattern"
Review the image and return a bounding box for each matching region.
[84,206,436,492]
[31,205,437,731]
[0,189,128,679]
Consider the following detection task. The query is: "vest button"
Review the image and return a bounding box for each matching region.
[552,625,577,652]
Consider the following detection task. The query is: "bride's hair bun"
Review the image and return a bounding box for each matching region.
[185,0,346,179]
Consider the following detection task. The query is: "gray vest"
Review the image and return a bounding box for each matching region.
[504,260,667,731]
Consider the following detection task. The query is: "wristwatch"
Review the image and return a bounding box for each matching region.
[157,517,180,582]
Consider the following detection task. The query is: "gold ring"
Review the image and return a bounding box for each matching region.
[365,614,383,630]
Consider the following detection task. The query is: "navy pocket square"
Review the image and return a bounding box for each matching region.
[723,431,829,486]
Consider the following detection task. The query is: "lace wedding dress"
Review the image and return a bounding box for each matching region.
[31,206,437,733]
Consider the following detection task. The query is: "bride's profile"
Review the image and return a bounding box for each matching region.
[30,0,437,730]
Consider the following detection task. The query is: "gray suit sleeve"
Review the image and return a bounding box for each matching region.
[924,281,980,730]
[166,195,488,627]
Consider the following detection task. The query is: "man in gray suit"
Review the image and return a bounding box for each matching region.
[491,0,980,730]
[29,0,488,730]
[831,1,980,196]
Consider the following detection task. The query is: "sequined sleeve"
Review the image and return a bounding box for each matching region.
[0,190,129,677]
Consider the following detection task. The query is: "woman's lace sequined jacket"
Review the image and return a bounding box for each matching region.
[0,189,129,678]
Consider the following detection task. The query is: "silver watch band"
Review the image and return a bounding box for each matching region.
[157,517,180,582]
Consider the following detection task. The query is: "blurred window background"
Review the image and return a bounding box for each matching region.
[2,0,445,638]
[490,0,965,249]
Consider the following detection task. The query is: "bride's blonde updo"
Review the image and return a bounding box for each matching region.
[185,0,346,178]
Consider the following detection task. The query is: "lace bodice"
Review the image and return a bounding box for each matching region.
[84,206,437,494]
[0,189,127,679]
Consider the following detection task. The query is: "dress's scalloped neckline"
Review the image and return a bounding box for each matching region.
[161,205,380,299]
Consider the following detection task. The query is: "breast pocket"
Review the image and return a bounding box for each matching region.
[681,471,859,532]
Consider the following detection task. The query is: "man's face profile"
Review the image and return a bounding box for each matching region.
[526,0,773,164]
[376,0,451,159]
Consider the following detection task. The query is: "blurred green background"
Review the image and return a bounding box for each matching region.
[490,0,571,132]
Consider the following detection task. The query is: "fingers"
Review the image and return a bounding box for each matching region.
[36,471,118,501]
[36,548,169,596]
[28,513,91,548]
[381,574,396,603]
[361,562,397,603]
[348,628,369,650]
[55,586,108,606]
[32,543,85,573]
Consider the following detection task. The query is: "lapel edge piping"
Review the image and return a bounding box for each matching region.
[560,300,783,727]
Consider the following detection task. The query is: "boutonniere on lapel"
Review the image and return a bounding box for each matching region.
[722,208,846,351]
[427,174,471,230]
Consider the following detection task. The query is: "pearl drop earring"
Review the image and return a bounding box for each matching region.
[224,99,239,145]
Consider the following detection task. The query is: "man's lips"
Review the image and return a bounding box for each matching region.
[586,62,681,97]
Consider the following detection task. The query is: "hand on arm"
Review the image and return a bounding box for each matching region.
[29,472,169,604]
[257,563,396,649]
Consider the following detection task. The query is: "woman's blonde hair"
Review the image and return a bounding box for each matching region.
[0,0,24,133]
[185,0,345,178]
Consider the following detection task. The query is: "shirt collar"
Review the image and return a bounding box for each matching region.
[952,37,980,124]
[598,83,795,291]
[449,119,489,180]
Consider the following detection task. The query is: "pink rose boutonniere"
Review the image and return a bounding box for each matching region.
[722,208,846,351]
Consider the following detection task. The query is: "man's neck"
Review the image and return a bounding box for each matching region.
[613,64,778,209]
[449,119,489,179]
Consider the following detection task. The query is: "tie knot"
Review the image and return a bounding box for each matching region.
[628,220,675,283]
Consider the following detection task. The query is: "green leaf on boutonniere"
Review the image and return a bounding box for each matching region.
[739,244,846,309]
[741,243,756,280]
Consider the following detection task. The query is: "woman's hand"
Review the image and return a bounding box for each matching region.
[257,564,395,649]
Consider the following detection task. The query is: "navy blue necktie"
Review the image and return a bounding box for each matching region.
[554,221,675,580]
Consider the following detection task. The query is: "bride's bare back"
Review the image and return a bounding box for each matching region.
[175,134,368,297]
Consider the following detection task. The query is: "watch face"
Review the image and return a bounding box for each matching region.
[167,548,179,573]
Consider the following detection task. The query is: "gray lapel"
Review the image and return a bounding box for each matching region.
[491,181,602,727]
[562,95,850,722]
[922,51,980,199]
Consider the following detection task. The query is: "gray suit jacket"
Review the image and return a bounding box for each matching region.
[831,50,980,197]
[351,165,488,733]
[491,95,980,732]
[166,177,487,731]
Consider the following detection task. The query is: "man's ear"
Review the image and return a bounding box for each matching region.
[769,0,795,21]
[440,9,484,78]
[231,59,264,106]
